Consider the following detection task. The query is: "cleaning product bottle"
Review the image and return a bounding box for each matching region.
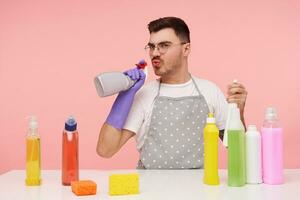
[245,125,262,184]
[62,116,79,185]
[227,107,246,187]
[25,116,41,186]
[203,113,220,185]
[94,60,147,97]
[223,103,238,147]
[223,79,239,147]
[261,107,283,184]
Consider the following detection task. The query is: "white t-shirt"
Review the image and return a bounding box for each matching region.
[123,76,228,151]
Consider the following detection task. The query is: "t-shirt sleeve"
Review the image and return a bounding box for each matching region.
[213,86,228,130]
[123,92,145,135]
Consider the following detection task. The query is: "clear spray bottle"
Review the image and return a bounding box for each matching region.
[25,116,41,186]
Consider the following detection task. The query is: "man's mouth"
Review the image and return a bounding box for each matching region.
[152,59,161,67]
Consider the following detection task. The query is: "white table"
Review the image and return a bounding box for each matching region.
[0,169,299,200]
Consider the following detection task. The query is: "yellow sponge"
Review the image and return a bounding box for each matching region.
[109,174,139,195]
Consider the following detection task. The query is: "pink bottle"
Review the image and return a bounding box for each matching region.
[261,107,283,184]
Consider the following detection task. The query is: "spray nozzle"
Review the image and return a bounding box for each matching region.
[28,116,38,129]
[265,107,277,120]
[136,59,147,69]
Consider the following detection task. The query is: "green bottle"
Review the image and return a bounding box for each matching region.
[228,107,246,187]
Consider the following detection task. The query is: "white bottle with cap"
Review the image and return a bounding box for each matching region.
[245,124,262,184]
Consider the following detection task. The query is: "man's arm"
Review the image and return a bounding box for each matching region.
[96,68,145,158]
[96,123,135,158]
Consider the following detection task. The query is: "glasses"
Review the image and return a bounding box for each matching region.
[144,41,188,54]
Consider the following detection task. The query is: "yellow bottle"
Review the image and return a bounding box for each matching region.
[203,113,220,185]
[25,116,41,186]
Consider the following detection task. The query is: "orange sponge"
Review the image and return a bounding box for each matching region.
[71,180,97,196]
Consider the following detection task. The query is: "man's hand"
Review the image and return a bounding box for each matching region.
[124,68,146,93]
[227,81,247,116]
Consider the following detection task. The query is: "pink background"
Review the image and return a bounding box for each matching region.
[0,0,299,174]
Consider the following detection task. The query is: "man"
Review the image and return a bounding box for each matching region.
[97,17,247,169]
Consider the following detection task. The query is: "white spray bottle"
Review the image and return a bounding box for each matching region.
[94,60,147,97]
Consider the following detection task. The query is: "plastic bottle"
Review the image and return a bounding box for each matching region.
[94,60,147,97]
[223,103,238,147]
[261,107,283,184]
[203,113,220,185]
[245,125,262,184]
[227,107,246,187]
[62,116,79,185]
[25,116,41,186]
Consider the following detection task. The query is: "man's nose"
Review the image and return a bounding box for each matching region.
[151,46,160,57]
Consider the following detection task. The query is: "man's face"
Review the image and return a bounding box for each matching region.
[147,28,188,77]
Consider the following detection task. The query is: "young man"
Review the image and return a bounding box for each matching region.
[97,17,247,169]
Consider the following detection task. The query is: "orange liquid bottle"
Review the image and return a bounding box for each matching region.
[62,116,79,185]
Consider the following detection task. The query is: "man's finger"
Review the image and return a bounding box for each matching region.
[133,69,139,80]
[227,98,239,104]
[228,83,245,90]
[227,87,247,95]
[228,94,247,100]
[126,70,134,79]
[138,69,146,80]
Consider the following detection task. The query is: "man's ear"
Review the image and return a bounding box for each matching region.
[183,43,191,57]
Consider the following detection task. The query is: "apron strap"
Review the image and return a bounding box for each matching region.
[191,76,202,96]
[156,78,162,98]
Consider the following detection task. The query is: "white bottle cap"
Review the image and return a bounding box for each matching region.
[247,124,257,131]
[265,107,277,120]
[28,116,38,129]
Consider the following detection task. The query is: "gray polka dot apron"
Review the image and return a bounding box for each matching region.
[138,77,209,169]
